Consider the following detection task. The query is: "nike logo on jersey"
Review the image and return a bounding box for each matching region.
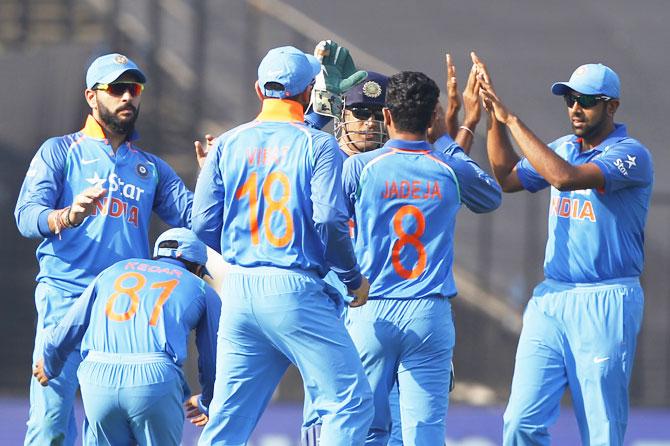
[593,356,610,364]
[81,158,99,165]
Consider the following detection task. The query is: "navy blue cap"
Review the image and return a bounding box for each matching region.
[257,46,321,98]
[551,63,620,98]
[86,53,147,89]
[343,71,389,107]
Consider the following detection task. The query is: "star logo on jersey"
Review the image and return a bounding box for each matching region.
[85,172,106,188]
[625,154,637,168]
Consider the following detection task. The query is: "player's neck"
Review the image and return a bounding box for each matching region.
[387,128,426,142]
[581,121,615,151]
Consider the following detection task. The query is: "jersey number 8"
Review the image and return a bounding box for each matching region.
[391,205,427,280]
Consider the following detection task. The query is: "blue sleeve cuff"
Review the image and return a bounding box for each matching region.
[37,208,52,237]
[304,109,332,130]
[197,394,209,416]
[343,271,362,291]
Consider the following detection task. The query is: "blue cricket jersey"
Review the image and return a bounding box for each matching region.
[41,257,220,406]
[343,139,501,299]
[515,124,653,282]
[192,99,362,289]
[15,116,193,295]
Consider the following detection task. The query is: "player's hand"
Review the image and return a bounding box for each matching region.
[69,186,107,226]
[474,54,512,125]
[348,276,370,308]
[185,394,209,427]
[462,52,483,128]
[311,40,367,117]
[32,359,49,387]
[194,134,214,169]
[445,53,461,139]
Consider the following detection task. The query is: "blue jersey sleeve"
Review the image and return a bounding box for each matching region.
[192,139,225,252]
[515,156,550,193]
[304,108,332,130]
[42,278,98,378]
[311,133,362,289]
[194,285,221,412]
[591,141,653,193]
[151,155,193,228]
[15,137,69,238]
[448,155,502,213]
[433,134,460,156]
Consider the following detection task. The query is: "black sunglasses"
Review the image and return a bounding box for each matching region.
[94,82,144,97]
[563,93,611,109]
[349,106,384,121]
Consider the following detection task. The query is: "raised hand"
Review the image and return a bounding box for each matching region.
[195,134,215,169]
[445,53,461,138]
[69,186,107,226]
[312,40,367,117]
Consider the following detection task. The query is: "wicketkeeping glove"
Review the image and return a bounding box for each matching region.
[311,40,367,117]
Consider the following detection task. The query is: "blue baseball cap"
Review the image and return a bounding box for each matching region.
[257,46,321,98]
[551,63,620,98]
[86,53,147,89]
[344,71,389,108]
[153,228,209,275]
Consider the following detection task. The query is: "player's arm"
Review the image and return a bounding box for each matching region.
[193,285,221,416]
[311,135,368,305]
[15,139,105,237]
[35,278,99,384]
[475,53,604,192]
[194,134,215,170]
[192,138,225,252]
[449,156,502,213]
[152,155,194,228]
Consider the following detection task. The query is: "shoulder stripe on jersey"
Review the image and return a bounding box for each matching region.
[424,153,461,202]
[64,134,87,176]
[222,121,261,153]
[289,122,315,167]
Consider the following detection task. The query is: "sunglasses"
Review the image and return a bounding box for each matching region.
[94,82,144,97]
[563,93,611,109]
[349,106,384,121]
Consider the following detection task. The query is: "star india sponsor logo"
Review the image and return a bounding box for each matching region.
[613,154,636,176]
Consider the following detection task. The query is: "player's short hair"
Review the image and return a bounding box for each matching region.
[385,71,439,134]
[262,81,302,101]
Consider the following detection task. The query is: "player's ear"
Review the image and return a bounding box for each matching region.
[254,81,264,102]
[383,107,393,128]
[85,89,97,110]
[606,99,619,118]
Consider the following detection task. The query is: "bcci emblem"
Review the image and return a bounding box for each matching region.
[115,55,129,65]
[576,65,588,75]
[362,81,382,98]
[136,163,149,178]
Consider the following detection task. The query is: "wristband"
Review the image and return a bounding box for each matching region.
[459,125,474,137]
[64,207,82,228]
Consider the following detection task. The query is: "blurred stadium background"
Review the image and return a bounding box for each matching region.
[1,0,669,444]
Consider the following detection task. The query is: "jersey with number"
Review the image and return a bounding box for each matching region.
[343,139,501,299]
[14,115,193,295]
[192,99,361,288]
[41,257,220,403]
[515,124,653,282]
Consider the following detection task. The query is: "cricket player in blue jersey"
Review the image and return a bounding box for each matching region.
[32,228,220,445]
[15,53,193,445]
[342,71,501,445]
[192,45,373,445]
[475,55,652,445]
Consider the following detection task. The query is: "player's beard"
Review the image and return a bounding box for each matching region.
[98,102,140,136]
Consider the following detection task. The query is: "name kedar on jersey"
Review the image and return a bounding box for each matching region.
[88,172,146,227]
[549,189,597,222]
[382,180,442,200]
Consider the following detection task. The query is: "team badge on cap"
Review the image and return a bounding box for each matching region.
[363,81,382,98]
[115,55,129,65]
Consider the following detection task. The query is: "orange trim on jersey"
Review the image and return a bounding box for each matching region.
[81,115,108,140]
[388,147,432,155]
[257,99,305,122]
[425,153,452,169]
